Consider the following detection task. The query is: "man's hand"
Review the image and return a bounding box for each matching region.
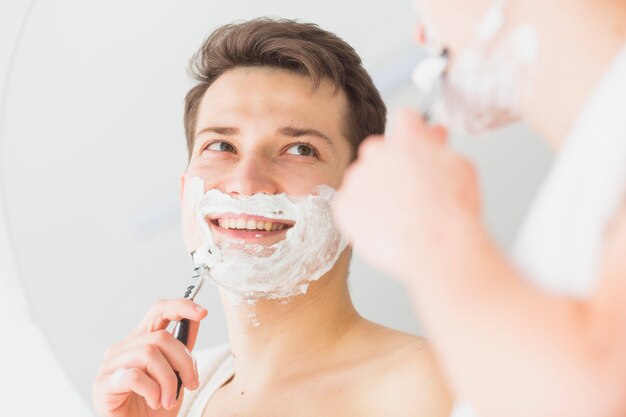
[92,299,207,417]
[333,108,481,279]
[334,108,626,417]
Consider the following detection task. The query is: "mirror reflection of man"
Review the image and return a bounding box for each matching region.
[334,1,626,417]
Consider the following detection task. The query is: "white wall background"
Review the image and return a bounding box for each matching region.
[0,0,553,413]
[0,1,93,415]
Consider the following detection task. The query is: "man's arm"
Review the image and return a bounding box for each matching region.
[408,205,626,417]
[333,110,626,417]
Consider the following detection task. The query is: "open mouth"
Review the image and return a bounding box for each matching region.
[206,214,295,236]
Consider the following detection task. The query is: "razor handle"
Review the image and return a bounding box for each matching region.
[172,318,190,399]
[172,253,209,400]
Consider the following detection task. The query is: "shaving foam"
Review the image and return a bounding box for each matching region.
[413,0,538,134]
[184,177,347,302]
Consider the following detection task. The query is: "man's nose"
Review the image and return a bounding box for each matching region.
[222,154,278,196]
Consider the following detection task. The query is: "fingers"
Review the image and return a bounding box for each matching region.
[117,346,179,409]
[429,125,449,144]
[94,299,206,415]
[392,108,426,142]
[102,330,198,392]
[97,333,199,411]
[391,108,448,145]
[94,368,162,412]
[130,298,207,338]
[356,109,448,164]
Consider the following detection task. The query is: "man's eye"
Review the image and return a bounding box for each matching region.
[285,143,318,157]
[205,141,235,153]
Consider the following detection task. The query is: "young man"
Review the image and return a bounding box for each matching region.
[92,18,452,417]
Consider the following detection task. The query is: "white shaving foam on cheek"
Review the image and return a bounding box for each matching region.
[413,0,538,134]
[184,177,347,302]
[432,25,538,134]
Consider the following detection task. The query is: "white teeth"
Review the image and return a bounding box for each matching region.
[214,218,289,232]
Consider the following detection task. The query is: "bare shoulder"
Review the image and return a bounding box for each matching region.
[354,323,453,417]
[381,336,452,417]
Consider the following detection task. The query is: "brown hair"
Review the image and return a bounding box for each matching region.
[183,18,386,160]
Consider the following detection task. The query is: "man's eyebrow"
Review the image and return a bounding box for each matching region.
[195,126,239,138]
[279,126,335,148]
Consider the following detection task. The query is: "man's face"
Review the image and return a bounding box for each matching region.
[414,0,495,52]
[414,0,535,133]
[182,66,353,251]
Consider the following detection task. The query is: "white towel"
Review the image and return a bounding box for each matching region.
[452,44,626,417]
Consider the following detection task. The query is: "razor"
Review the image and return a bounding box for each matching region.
[411,47,449,121]
[171,246,216,399]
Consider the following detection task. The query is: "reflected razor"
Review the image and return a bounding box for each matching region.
[411,48,449,121]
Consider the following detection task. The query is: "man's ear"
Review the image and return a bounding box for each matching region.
[180,173,186,205]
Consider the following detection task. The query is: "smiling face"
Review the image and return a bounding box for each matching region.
[412,0,539,133]
[182,66,353,251]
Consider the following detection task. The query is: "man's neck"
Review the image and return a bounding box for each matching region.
[219,249,361,389]
[520,0,626,148]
